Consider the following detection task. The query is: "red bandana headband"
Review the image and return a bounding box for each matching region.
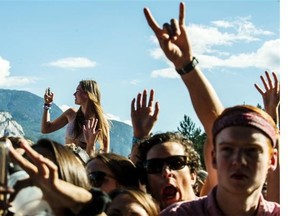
[212,110,277,147]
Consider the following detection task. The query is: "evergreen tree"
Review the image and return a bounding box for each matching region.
[177,115,206,169]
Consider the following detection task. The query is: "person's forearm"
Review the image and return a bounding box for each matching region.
[41,108,51,133]
[44,180,93,215]
[180,65,223,193]
[86,142,96,156]
[180,66,224,138]
[265,105,279,127]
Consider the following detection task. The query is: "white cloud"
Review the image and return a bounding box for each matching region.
[212,20,233,28]
[0,57,35,87]
[211,17,273,37]
[45,57,97,69]
[148,17,278,78]
[59,104,70,112]
[200,39,279,71]
[151,67,179,79]
[150,48,165,59]
[130,80,140,85]
[106,113,122,121]
[106,113,131,126]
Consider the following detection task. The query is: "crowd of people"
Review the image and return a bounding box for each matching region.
[0,2,280,216]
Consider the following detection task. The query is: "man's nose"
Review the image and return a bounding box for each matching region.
[232,149,247,166]
[161,164,173,178]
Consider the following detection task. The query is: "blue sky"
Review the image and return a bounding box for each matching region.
[0,0,280,134]
[0,0,287,210]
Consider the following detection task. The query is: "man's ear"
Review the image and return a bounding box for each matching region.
[212,148,217,169]
[268,148,278,172]
[190,172,197,185]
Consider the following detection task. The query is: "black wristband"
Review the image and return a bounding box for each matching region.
[176,57,199,75]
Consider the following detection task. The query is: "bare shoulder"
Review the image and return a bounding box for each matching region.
[63,107,78,121]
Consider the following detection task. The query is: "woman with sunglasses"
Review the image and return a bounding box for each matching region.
[86,153,140,193]
[41,80,110,155]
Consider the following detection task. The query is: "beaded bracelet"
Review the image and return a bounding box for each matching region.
[43,103,52,110]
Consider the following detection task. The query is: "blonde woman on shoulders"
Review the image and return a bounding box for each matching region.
[41,80,110,155]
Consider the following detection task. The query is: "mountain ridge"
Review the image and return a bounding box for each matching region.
[0,89,132,157]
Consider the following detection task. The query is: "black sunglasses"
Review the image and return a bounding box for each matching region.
[143,155,188,174]
[88,171,115,187]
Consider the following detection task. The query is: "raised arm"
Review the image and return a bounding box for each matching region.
[254,71,280,203]
[254,71,280,126]
[130,89,159,164]
[144,2,224,193]
[41,88,69,134]
[8,139,98,215]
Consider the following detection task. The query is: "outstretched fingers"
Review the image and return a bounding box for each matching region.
[9,143,37,176]
[142,89,148,108]
[148,89,155,107]
[272,71,279,92]
[144,8,161,35]
[153,101,160,120]
[254,83,264,95]
[179,2,185,27]
[131,97,136,113]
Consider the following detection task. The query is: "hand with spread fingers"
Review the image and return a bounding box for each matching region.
[254,71,280,126]
[131,89,159,139]
[83,118,101,155]
[8,140,92,214]
[144,2,193,70]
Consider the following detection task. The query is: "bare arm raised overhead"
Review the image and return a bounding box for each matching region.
[144,2,224,193]
[255,71,280,203]
[254,71,280,127]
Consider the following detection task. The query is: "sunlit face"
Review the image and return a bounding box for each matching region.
[86,158,119,193]
[106,194,149,216]
[146,142,196,209]
[73,85,87,105]
[213,126,277,195]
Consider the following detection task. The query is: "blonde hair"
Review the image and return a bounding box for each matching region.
[108,188,160,216]
[33,139,90,190]
[74,80,110,151]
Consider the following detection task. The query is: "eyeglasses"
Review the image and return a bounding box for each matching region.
[143,155,188,174]
[88,171,116,187]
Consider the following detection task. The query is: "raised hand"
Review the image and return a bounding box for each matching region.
[131,89,159,139]
[9,139,59,194]
[8,140,92,214]
[83,118,101,155]
[44,87,54,105]
[254,71,280,124]
[144,2,193,69]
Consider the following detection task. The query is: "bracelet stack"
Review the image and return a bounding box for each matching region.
[43,103,52,110]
